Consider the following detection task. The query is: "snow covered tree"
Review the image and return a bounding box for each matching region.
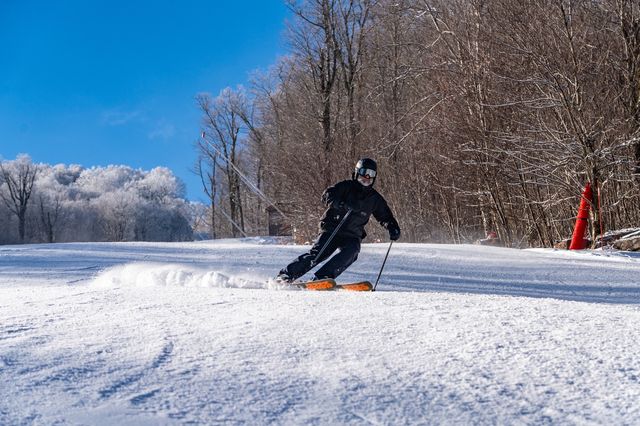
[31,164,78,243]
[0,155,39,243]
[136,167,186,203]
[131,167,192,241]
[74,165,141,198]
[93,189,138,241]
[0,160,194,243]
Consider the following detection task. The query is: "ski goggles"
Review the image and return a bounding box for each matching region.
[356,167,377,178]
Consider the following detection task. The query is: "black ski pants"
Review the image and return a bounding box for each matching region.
[279,231,361,280]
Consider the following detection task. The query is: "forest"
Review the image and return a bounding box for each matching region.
[196,0,640,246]
[4,0,640,246]
[0,155,194,244]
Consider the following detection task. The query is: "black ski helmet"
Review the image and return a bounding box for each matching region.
[354,158,377,185]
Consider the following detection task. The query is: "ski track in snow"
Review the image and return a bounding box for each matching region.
[1,238,640,424]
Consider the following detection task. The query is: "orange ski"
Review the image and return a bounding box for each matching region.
[296,278,337,291]
[287,279,372,291]
[335,281,373,292]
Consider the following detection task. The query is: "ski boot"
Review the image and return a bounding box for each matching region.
[273,273,294,284]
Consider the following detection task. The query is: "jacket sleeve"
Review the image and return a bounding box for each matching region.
[373,195,400,232]
[321,181,350,210]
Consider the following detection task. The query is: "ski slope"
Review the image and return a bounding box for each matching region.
[1,239,640,424]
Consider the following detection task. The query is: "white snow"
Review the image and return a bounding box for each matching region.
[1,239,640,424]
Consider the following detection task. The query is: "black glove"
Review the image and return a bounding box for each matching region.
[389,226,401,241]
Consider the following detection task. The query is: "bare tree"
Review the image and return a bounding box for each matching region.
[287,0,343,185]
[197,89,246,237]
[335,0,372,155]
[0,155,38,243]
[612,0,640,178]
[214,0,640,246]
[196,154,218,239]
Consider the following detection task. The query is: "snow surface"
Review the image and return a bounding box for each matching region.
[1,239,640,424]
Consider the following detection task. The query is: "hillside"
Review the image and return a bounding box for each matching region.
[1,240,639,424]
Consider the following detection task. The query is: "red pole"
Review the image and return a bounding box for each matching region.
[569,182,593,250]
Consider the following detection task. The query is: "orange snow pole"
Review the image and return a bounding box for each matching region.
[569,182,593,250]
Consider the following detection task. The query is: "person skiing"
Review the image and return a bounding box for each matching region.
[276,158,401,284]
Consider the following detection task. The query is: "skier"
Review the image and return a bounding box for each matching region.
[276,158,401,284]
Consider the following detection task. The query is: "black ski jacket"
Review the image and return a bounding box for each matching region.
[319,179,400,240]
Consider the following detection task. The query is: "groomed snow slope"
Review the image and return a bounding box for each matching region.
[1,239,640,425]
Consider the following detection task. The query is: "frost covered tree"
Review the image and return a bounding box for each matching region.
[31,164,79,243]
[0,155,39,243]
[93,189,138,241]
[74,165,142,198]
[0,158,193,243]
[132,167,192,241]
[136,167,186,203]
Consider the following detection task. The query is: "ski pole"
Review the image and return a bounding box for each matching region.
[311,209,352,267]
[373,241,393,291]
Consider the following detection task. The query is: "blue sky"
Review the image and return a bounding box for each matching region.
[0,0,290,200]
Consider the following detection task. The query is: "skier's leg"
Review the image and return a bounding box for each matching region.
[278,232,337,280]
[313,237,361,279]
